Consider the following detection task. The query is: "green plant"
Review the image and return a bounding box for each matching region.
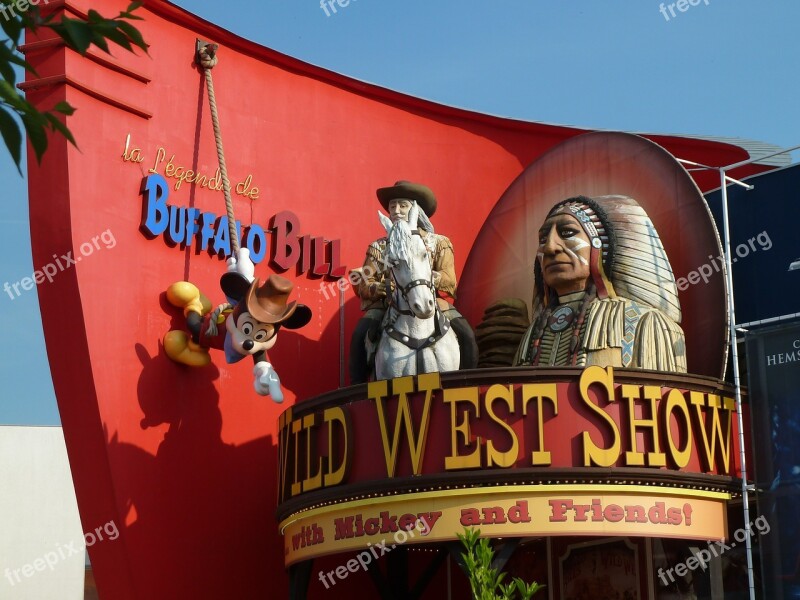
[457,528,544,600]
[0,0,148,170]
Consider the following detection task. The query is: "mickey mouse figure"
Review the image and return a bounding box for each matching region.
[163,249,312,402]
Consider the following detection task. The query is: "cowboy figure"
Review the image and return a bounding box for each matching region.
[349,180,478,383]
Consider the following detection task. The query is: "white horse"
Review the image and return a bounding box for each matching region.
[373,205,460,379]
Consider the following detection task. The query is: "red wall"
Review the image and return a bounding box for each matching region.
[24,1,768,597]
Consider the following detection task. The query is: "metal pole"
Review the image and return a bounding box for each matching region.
[736,311,800,330]
[719,166,757,600]
[340,285,346,387]
[446,554,451,600]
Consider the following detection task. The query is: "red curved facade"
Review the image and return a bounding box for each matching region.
[23,1,768,598]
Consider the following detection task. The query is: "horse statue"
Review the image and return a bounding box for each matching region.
[372,205,460,379]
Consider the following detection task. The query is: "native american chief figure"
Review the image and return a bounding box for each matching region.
[513,194,687,372]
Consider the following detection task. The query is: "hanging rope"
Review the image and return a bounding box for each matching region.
[196,41,240,254]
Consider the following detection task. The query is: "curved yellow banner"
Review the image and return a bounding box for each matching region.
[280,484,729,566]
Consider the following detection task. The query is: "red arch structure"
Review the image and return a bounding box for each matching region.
[23,1,769,598]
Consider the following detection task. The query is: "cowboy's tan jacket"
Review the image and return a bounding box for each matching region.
[355,229,456,311]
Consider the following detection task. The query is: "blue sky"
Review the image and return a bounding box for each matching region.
[2,0,799,425]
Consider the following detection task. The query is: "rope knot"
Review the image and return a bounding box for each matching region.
[197,43,219,69]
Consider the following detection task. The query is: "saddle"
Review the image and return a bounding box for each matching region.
[366,306,456,376]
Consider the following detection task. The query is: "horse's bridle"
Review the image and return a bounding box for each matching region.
[382,229,451,361]
[386,229,435,317]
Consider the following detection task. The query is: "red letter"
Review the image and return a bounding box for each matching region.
[299,234,312,273]
[549,499,572,522]
[328,239,347,278]
[270,211,301,270]
[312,236,331,276]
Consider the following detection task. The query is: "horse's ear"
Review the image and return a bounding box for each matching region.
[408,203,419,230]
[378,211,393,234]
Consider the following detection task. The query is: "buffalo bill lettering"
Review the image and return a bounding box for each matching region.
[140,173,346,277]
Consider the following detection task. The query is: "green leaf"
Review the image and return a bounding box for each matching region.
[459,527,543,599]
[38,10,56,27]
[1,42,36,74]
[0,106,22,172]
[17,3,43,29]
[0,11,23,45]
[21,111,48,163]
[116,20,148,52]
[0,43,18,85]
[97,25,133,52]
[44,112,76,147]
[53,101,76,116]
[48,4,149,56]
[0,79,27,111]
[0,1,147,168]
[88,27,111,53]
[59,18,94,54]
[86,9,104,24]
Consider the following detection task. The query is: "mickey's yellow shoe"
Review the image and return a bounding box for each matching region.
[164,330,211,367]
[166,282,212,317]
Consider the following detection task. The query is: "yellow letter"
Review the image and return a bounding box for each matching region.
[148,146,166,174]
[444,386,482,470]
[580,366,620,467]
[121,134,142,162]
[291,417,303,497]
[323,406,352,487]
[302,413,323,492]
[690,392,735,473]
[485,385,519,468]
[622,385,666,467]
[521,383,558,465]
[277,407,293,503]
[663,389,692,468]
[236,174,252,195]
[369,374,439,477]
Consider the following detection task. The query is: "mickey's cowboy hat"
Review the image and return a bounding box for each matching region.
[244,275,311,329]
[377,180,437,217]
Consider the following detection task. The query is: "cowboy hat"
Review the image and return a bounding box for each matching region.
[244,275,312,329]
[376,180,437,217]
